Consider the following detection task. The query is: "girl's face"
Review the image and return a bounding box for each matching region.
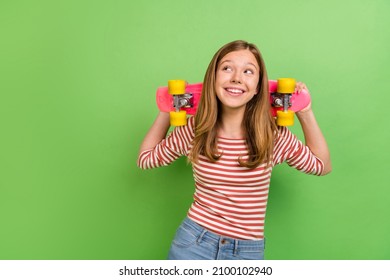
[215,49,260,112]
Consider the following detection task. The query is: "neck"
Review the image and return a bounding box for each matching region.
[218,107,245,139]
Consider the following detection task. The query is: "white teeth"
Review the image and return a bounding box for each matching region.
[226,88,244,94]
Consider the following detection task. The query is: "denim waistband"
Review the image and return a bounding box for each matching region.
[182,217,265,249]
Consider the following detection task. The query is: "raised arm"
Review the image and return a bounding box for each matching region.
[138,112,171,156]
[295,83,332,175]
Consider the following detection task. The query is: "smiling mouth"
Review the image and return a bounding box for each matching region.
[225,88,245,96]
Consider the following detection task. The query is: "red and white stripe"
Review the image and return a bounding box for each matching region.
[137,117,324,240]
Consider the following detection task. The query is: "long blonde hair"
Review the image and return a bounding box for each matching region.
[189,40,277,169]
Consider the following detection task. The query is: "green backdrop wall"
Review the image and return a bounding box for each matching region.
[1,0,389,260]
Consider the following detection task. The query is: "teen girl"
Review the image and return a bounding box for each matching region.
[137,40,331,260]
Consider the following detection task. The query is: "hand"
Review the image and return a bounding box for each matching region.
[296,81,312,114]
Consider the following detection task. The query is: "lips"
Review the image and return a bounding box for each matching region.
[225,87,245,96]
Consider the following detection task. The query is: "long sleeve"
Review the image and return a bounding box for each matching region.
[272,126,324,175]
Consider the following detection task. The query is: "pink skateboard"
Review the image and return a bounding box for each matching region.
[156,79,310,126]
[156,82,202,116]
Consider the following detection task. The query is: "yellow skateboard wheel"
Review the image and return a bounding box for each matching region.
[276,110,294,126]
[170,111,187,126]
[277,78,296,94]
[168,80,186,95]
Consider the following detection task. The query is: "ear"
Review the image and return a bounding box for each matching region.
[254,87,260,95]
[255,82,261,94]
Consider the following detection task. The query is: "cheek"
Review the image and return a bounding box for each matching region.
[253,76,260,91]
[248,79,259,93]
[216,72,229,85]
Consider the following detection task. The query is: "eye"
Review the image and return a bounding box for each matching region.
[244,69,254,74]
[221,65,232,72]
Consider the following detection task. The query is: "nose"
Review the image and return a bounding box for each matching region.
[231,71,242,84]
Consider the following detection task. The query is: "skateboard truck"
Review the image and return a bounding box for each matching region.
[270,78,296,126]
[168,80,193,126]
[173,93,193,110]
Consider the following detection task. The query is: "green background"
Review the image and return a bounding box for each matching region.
[1,0,389,260]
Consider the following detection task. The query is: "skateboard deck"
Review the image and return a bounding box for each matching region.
[156,80,310,118]
[156,82,203,115]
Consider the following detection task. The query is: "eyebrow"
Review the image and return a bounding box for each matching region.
[220,59,259,70]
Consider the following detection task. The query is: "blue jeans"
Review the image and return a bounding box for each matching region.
[168,217,265,260]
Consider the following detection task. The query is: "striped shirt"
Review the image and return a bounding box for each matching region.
[137,116,324,240]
